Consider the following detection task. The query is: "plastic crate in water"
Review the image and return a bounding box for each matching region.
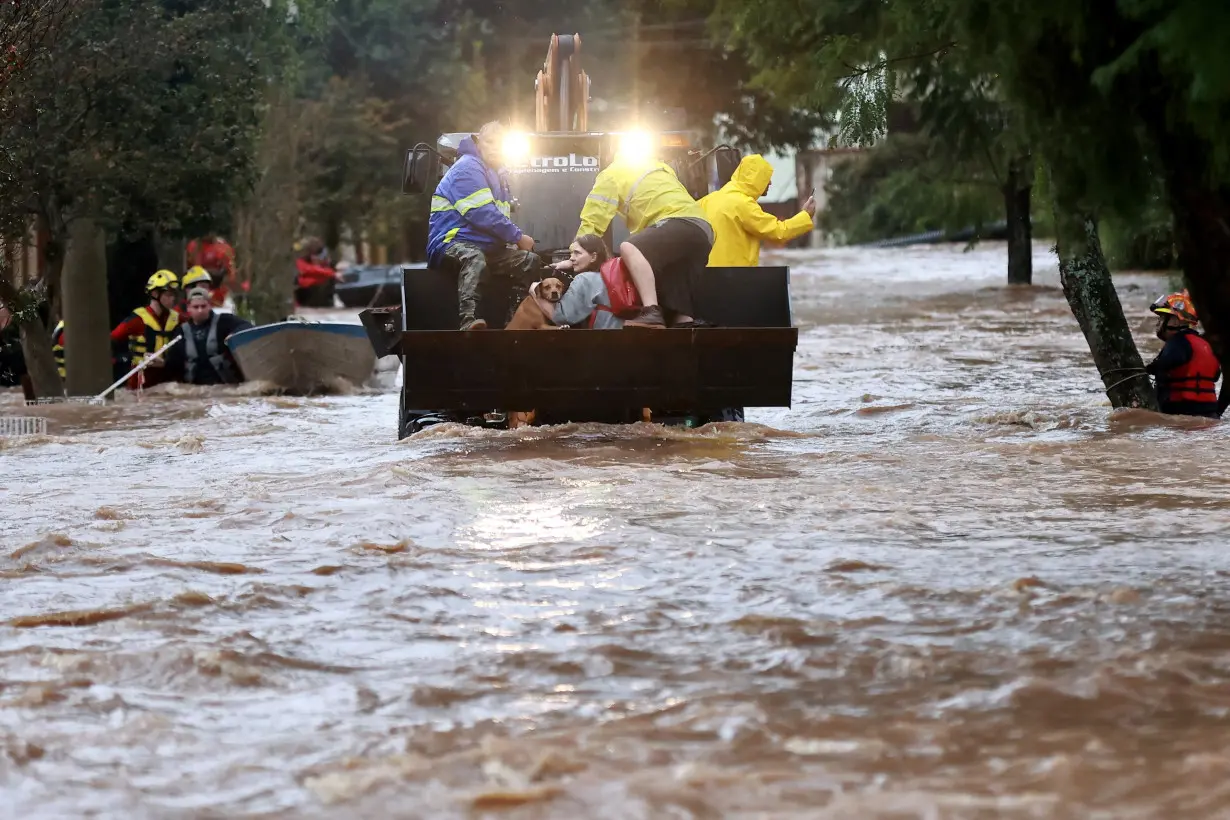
[0,416,48,437]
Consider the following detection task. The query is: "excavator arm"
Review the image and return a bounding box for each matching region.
[535,34,589,133]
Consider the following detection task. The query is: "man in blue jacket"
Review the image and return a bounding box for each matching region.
[427,121,541,330]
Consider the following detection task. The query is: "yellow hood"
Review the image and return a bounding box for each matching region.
[727,154,774,198]
[698,152,813,267]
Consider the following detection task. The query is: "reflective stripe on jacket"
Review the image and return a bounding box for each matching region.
[698,154,813,266]
[51,321,66,379]
[129,307,180,362]
[577,158,707,238]
[426,137,521,266]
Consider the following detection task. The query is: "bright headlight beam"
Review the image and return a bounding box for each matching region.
[616,130,655,162]
[502,131,532,163]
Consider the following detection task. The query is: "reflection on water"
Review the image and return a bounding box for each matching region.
[2,242,1228,818]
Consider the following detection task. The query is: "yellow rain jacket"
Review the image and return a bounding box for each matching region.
[577,158,707,238]
[699,154,813,266]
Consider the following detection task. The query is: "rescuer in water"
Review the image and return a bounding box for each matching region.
[179,266,213,314]
[110,270,182,389]
[699,154,817,267]
[1145,290,1222,419]
[576,137,713,329]
[426,121,545,330]
[549,234,640,329]
[165,287,252,385]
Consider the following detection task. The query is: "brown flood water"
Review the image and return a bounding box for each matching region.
[2,242,1228,819]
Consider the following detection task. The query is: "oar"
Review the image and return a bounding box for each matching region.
[95,336,182,401]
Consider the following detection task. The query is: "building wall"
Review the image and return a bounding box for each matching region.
[0,219,46,287]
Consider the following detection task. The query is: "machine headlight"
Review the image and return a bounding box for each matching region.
[616,130,655,162]
[502,131,532,164]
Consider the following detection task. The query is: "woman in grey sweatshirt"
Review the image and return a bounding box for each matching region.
[549,235,625,329]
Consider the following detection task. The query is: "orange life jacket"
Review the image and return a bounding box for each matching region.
[1161,332,1220,404]
[587,257,642,328]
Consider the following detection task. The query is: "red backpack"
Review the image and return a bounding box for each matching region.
[588,257,642,327]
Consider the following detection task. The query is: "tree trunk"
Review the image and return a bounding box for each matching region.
[1051,199,1157,410]
[0,272,62,398]
[1004,154,1033,285]
[233,87,304,326]
[62,218,113,395]
[17,316,61,398]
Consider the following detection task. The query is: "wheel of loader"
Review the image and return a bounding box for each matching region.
[398,388,457,439]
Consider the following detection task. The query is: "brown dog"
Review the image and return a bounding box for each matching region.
[506,278,568,428]
[505,278,567,330]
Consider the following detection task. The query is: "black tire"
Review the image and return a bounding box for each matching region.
[398,387,411,440]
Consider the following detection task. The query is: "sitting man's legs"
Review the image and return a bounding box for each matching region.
[443,241,491,330]
[445,243,546,330]
[484,247,549,324]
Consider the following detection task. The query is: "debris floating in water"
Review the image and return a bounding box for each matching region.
[0,416,48,437]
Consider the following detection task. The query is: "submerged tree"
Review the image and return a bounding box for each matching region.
[706,0,1169,409]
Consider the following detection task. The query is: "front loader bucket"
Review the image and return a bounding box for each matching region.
[396,328,797,414]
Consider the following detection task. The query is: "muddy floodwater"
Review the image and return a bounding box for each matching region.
[2,243,1228,819]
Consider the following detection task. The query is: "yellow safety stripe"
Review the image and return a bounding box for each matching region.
[588,193,619,206]
[431,196,454,213]
[443,227,460,244]
[454,187,495,215]
[52,324,65,378]
[497,201,511,218]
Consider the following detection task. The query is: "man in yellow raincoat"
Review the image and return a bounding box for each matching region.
[576,145,713,328]
[699,154,816,267]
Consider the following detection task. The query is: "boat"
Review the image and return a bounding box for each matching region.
[336,263,424,308]
[226,321,376,394]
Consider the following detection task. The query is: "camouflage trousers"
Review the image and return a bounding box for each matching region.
[442,242,545,329]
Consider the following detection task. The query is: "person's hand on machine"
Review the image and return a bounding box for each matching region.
[516,234,536,251]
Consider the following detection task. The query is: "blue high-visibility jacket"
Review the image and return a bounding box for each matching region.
[426,137,521,266]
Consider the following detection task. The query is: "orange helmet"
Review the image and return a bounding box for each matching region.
[1150,290,1199,326]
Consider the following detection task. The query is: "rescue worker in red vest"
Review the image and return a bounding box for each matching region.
[1145,290,1222,418]
[164,287,252,385]
[549,234,641,329]
[110,270,181,389]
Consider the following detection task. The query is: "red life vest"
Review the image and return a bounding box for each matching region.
[587,257,642,328]
[1162,332,1220,403]
[296,257,336,288]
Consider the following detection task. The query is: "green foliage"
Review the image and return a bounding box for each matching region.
[822,133,1003,243]
[1099,192,1177,271]
[1,0,320,248]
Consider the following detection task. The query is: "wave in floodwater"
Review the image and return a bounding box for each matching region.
[2,242,1229,818]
